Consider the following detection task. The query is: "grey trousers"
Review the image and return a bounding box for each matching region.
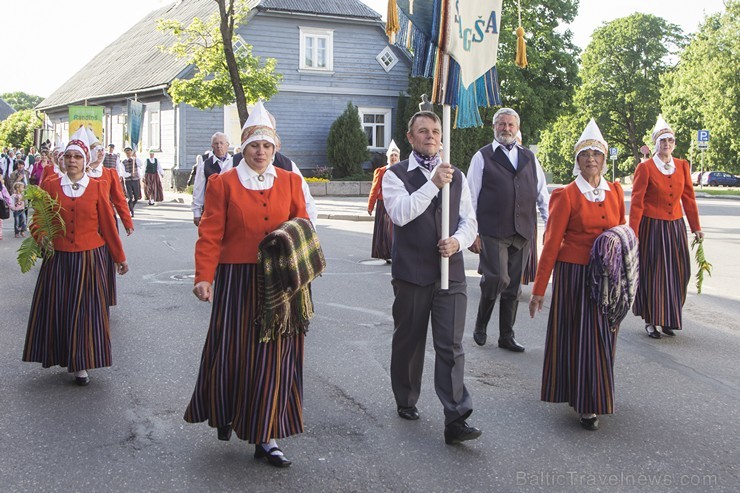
[478,234,530,302]
[390,278,473,426]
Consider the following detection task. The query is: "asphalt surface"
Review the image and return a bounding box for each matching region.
[0,192,738,492]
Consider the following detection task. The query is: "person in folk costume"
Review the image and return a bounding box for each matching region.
[467,109,550,352]
[383,111,483,444]
[121,146,144,217]
[185,101,313,468]
[41,141,67,183]
[191,133,234,226]
[144,149,165,205]
[529,119,627,431]
[22,127,129,386]
[630,116,703,339]
[367,139,400,262]
[85,128,134,307]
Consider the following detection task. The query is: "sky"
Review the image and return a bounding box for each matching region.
[0,0,729,99]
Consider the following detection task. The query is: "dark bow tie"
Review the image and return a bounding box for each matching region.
[501,142,516,152]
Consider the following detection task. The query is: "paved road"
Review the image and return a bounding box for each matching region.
[0,195,738,492]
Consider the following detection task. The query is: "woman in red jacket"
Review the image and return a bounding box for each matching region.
[184,102,309,468]
[529,119,626,431]
[367,139,400,261]
[630,116,703,339]
[23,128,129,386]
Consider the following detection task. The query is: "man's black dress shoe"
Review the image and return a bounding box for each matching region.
[397,406,420,420]
[74,375,90,386]
[473,330,487,346]
[254,444,292,468]
[579,415,599,431]
[217,425,232,441]
[645,324,661,339]
[444,420,482,444]
[661,326,676,337]
[498,338,525,352]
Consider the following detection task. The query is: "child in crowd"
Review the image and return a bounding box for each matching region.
[10,182,27,238]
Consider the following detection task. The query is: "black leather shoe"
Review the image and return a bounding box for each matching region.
[645,324,660,339]
[473,330,487,346]
[217,425,232,441]
[498,338,525,352]
[579,415,599,431]
[74,375,90,386]
[254,444,292,468]
[661,326,676,337]
[397,406,420,420]
[444,420,482,445]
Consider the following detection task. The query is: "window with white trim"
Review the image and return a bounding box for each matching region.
[376,46,398,72]
[299,27,334,71]
[146,102,161,150]
[358,107,392,149]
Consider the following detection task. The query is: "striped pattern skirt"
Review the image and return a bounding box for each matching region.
[23,246,112,371]
[521,234,538,285]
[541,261,619,415]
[184,263,305,444]
[102,244,117,307]
[371,199,393,260]
[632,217,690,329]
[144,173,164,202]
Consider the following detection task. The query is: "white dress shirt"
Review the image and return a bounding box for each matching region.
[467,140,550,224]
[86,164,104,178]
[120,157,144,179]
[382,155,478,252]
[575,174,611,203]
[192,154,234,218]
[60,173,90,198]
[652,155,677,176]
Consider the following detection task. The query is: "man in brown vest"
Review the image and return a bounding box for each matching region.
[382,111,481,445]
[468,108,549,352]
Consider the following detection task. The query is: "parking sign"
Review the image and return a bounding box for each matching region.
[609,147,618,159]
[698,130,710,142]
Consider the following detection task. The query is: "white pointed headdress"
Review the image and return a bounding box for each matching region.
[386,139,400,159]
[651,115,674,144]
[240,101,278,149]
[66,126,91,166]
[573,119,608,176]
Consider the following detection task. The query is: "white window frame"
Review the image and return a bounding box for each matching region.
[299,27,334,72]
[358,107,392,150]
[146,101,161,151]
[376,46,398,72]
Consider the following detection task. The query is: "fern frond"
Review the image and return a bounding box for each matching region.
[17,185,66,273]
[690,237,712,294]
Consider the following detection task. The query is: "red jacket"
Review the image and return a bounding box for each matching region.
[367,166,387,211]
[628,158,700,234]
[40,176,125,263]
[195,167,308,284]
[532,181,626,297]
[90,166,133,231]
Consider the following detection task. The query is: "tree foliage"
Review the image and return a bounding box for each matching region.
[0,109,44,149]
[661,1,740,173]
[1,92,44,112]
[326,102,370,178]
[158,0,281,125]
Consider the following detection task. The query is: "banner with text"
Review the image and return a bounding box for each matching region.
[68,106,104,140]
[127,99,144,150]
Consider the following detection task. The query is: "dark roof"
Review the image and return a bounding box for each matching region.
[258,0,380,20]
[37,0,382,111]
[37,0,217,111]
[0,98,15,120]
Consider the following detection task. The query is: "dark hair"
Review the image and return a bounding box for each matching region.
[407,111,441,133]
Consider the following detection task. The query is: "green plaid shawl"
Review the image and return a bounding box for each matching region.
[257,217,326,342]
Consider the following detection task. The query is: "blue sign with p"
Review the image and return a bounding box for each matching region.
[698,130,710,142]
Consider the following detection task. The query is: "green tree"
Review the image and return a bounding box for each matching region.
[536,107,589,183]
[661,1,739,172]
[578,13,684,169]
[326,102,370,178]
[158,0,281,125]
[1,92,44,111]
[0,109,43,149]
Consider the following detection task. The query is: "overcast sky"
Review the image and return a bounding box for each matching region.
[0,0,728,98]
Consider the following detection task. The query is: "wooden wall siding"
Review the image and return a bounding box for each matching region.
[179,104,225,169]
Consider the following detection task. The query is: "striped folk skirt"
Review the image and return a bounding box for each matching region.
[184,263,305,444]
[23,246,112,371]
[521,231,538,285]
[541,262,619,415]
[144,173,164,202]
[633,217,690,329]
[371,199,393,260]
[103,244,117,307]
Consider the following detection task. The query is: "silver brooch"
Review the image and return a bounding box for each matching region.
[664,164,671,170]
[257,174,265,182]
[593,189,600,196]
[71,183,80,191]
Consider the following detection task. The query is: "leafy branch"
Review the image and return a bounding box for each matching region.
[690,236,712,294]
[17,185,65,273]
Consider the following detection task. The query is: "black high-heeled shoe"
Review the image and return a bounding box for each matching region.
[579,415,599,431]
[254,444,292,468]
[217,425,232,441]
[645,324,661,339]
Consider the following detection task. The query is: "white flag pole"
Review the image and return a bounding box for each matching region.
[440,104,451,290]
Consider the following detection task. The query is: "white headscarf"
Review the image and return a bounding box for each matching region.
[573,119,608,176]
